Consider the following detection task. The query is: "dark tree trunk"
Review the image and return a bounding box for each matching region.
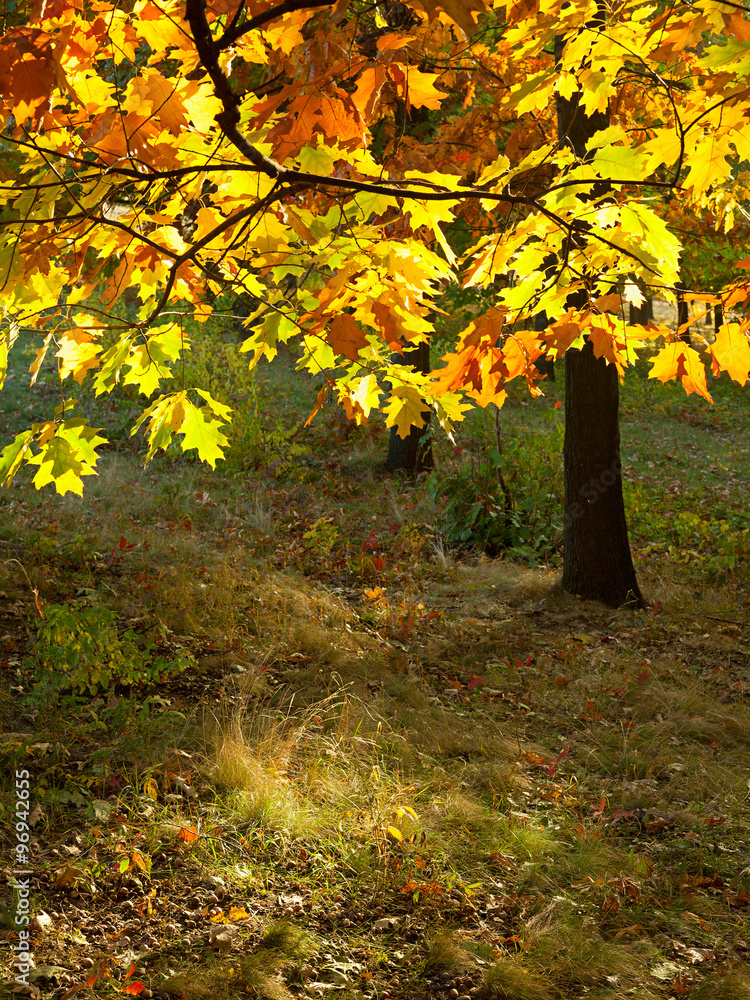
[714,302,723,333]
[534,312,556,382]
[385,340,434,473]
[556,23,644,608]
[676,281,690,342]
[562,341,644,606]
[628,282,652,325]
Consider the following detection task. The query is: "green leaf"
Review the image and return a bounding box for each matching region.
[0,322,19,390]
[26,421,108,495]
[94,335,133,396]
[195,388,233,422]
[179,399,229,468]
[122,332,180,395]
[131,392,188,462]
[0,430,34,485]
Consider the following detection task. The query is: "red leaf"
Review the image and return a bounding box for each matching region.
[546,746,569,777]
[124,982,145,995]
[467,674,486,691]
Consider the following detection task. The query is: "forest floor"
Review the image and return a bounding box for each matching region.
[0,314,749,1000]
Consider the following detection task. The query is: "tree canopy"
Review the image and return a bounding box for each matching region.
[1,0,749,493]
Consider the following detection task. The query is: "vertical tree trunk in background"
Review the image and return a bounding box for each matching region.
[562,342,644,605]
[714,302,723,333]
[628,281,652,325]
[385,340,434,473]
[534,312,556,382]
[676,281,690,343]
[556,27,644,608]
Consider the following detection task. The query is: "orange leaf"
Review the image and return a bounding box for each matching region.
[177,825,198,843]
[540,318,581,358]
[124,982,145,995]
[389,63,446,111]
[0,27,70,123]
[328,314,369,361]
[648,342,712,402]
[376,32,418,51]
[410,0,487,37]
[351,65,387,118]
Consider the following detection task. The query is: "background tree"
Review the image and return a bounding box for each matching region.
[554,23,644,607]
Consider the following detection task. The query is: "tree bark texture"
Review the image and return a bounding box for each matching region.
[385,340,434,473]
[556,23,644,608]
[562,341,644,606]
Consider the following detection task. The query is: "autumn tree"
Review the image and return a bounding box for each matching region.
[1,0,750,606]
[552,21,644,608]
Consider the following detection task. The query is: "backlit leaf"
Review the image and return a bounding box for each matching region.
[710,323,750,385]
[648,343,713,402]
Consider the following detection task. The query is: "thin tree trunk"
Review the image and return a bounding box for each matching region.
[385,340,434,473]
[676,281,690,343]
[556,22,644,608]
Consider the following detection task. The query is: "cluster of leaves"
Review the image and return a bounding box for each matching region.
[25,603,194,704]
[0,0,749,490]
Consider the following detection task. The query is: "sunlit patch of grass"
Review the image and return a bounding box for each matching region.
[477,959,553,1000]
[163,921,314,1000]
[497,818,560,867]
[204,706,324,837]
[690,970,750,999]
[203,695,433,863]
[424,932,475,976]
[552,836,625,887]
[526,918,653,993]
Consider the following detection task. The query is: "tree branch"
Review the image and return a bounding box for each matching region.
[218,0,336,48]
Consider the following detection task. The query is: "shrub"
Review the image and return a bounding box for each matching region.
[26,602,193,704]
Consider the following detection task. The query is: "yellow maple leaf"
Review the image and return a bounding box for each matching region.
[686,133,733,199]
[384,385,430,438]
[709,322,750,385]
[56,330,101,383]
[350,374,381,418]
